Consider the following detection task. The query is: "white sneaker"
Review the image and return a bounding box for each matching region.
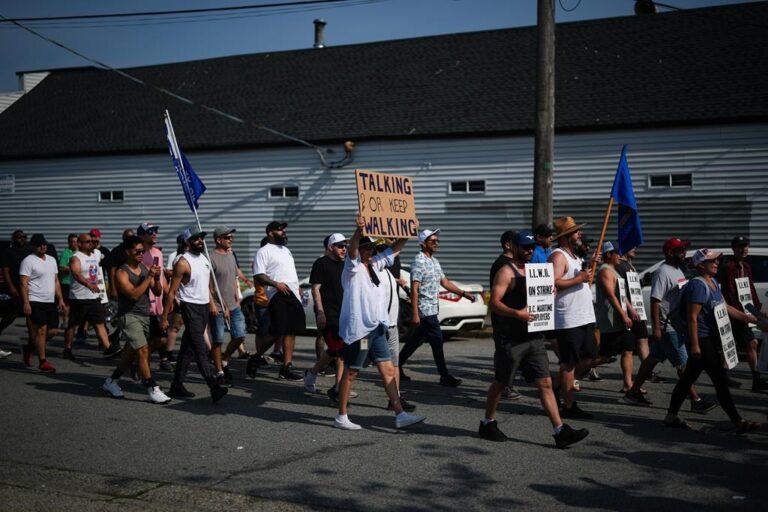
[395,412,426,429]
[102,377,124,399]
[0,349,12,359]
[349,391,359,399]
[333,415,362,431]
[304,369,318,393]
[148,386,172,404]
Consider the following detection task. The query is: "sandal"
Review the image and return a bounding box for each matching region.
[663,417,692,429]
[734,419,761,434]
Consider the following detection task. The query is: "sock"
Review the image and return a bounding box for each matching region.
[111,369,122,380]
[142,378,157,388]
[222,360,228,368]
[336,413,348,421]
[481,418,495,425]
[553,424,564,435]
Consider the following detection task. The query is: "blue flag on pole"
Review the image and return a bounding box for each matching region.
[610,145,643,255]
[165,118,206,212]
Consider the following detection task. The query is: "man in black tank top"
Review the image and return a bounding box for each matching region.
[479,230,588,449]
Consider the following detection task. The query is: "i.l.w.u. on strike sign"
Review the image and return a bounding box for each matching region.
[355,169,419,238]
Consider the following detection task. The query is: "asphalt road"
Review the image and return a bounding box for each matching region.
[1,320,767,512]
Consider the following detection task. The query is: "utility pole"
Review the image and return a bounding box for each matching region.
[532,0,555,227]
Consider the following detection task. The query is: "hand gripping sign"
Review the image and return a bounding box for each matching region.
[355,169,419,239]
[714,301,739,370]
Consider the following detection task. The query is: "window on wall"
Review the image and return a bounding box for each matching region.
[449,180,486,193]
[648,173,692,188]
[269,186,299,198]
[99,190,124,202]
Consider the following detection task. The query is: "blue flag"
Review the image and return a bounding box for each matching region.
[610,145,643,255]
[165,118,206,212]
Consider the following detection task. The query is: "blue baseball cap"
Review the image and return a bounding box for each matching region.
[514,230,536,247]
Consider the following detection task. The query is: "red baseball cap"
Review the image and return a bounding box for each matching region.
[89,228,102,238]
[662,237,690,254]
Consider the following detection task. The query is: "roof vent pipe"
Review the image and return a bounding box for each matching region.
[313,19,327,48]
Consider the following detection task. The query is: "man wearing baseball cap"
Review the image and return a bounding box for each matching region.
[719,236,768,391]
[480,229,588,447]
[137,222,169,364]
[253,220,305,380]
[398,228,476,387]
[623,238,716,412]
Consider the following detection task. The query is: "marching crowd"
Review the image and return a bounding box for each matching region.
[1,215,766,448]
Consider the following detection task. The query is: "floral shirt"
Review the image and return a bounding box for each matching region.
[410,251,444,317]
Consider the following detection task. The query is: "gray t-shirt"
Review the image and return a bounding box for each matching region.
[117,263,150,316]
[650,262,688,333]
[210,250,239,310]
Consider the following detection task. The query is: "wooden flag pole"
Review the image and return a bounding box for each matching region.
[589,197,614,284]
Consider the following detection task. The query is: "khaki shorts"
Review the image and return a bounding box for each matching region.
[119,312,150,350]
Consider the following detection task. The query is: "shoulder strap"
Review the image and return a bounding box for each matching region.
[386,269,394,314]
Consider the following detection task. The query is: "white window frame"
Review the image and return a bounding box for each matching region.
[448,179,486,194]
[269,185,300,199]
[98,190,125,202]
[647,173,693,189]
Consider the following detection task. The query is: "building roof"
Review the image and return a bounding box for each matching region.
[1,2,767,159]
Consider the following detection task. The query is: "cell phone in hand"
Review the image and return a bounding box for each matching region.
[153,256,159,266]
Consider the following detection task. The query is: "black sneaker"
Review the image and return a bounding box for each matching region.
[691,398,718,414]
[554,424,589,449]
[237,351,252,360]
[388,398,416,412]
[245,355,259,379]
[215,372,226,387]
[159,360,174,372]
[278,363,302,381]
[102,343,123,359]
[561,403,593,420]
[478,420,508,442]
[270,351,284,364]
[168,384,196,398]
[62,348,76,361]
[327,386,339,405]
[320,365,337,377]
[210,385,228,404]
[399,367,411,382]
[752,378,768,392]
[622,391,652,407]
[439,374,462,387]
[223,366,233,386]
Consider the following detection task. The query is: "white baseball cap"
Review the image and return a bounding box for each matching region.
[418,228,440,244]
[327,233,348,246]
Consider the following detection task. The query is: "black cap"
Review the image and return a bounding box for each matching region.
[731,235,750,247]
[265,221,287,234]
[534,223,554,237]
[30,233,48,246]
[499,230,516,248]
[359,236,377,248]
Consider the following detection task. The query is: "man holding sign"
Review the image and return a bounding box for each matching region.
[663,249,759,432]
[719,236,768,391]
[479,230,588,448]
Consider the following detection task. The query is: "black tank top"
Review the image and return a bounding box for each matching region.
[493,261,541,342]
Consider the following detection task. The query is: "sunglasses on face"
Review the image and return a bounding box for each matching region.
[333,244,348,249]
[134,249,145,255]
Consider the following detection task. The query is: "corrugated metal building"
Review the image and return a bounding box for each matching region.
[1,3,767,282]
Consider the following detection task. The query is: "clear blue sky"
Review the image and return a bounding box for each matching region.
[0,0,754,91]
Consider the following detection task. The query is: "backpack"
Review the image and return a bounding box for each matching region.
[666,276,711,333]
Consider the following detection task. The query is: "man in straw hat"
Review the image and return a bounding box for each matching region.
[548,217,596,419]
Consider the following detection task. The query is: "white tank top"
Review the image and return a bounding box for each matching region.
[70,251,101,300]
[177,252,211,305]
[552,248,596,329]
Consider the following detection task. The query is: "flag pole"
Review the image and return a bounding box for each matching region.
[164,110,229,329]
[589,197,614,284]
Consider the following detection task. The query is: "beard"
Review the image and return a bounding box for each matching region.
[273,234,288,246]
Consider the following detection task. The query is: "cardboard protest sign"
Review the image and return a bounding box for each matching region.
[735,277,753,309]
[714,301,739,369]
[626,271,647,321]
[355,169,418,239]
[526,263,555,332]
[618,276,629,313]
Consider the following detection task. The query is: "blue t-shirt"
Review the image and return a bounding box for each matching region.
[685,277,723,339]
[531,245,552,264]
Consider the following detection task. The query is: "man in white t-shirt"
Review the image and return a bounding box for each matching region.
[333,214,425,431]
[19,234,65,373]
[253,221,305,381]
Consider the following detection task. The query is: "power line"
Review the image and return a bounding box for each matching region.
[0,13,355,169]
[0,0,376,23]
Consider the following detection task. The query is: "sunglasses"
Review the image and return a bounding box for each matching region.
[333,243,348,249]
[134,249,146,255]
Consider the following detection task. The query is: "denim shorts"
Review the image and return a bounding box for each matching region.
[650,329,688,367]
[344,323,391,370]
[210,307,247,344]
[255,306,270,338]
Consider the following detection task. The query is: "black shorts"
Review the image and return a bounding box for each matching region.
[61,285,71,305]
[149,315,168,339]
[731,319,757,347]
[555,323,597,366]
[599,330,635,356]
[68,299,106,327]
[493,334,550,384]
[268,292,306,337]
[631,319,648,340]
[29,302,59,329]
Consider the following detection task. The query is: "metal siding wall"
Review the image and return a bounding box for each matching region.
[1,123,766,283]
